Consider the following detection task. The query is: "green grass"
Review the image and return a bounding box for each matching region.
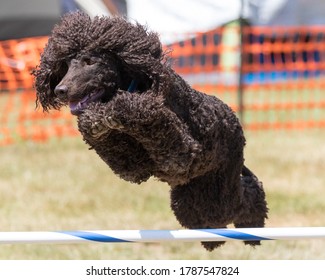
[0,129,324,259]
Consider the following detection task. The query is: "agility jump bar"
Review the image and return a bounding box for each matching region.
[0,227,324,244]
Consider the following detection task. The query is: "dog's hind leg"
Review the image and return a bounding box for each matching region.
[170,185,227,251]
[234,166,268,246]
[170,172,235,251]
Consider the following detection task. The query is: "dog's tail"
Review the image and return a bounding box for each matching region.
[235,165,268,246]
[241,165,257,177]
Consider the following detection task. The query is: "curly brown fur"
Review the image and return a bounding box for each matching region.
[33,12,268,251]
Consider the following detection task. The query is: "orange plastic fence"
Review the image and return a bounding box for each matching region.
[0,37,78,145]
[0,89,78,145]
[0,37,48,91]
[0,25,325,145]
[241,26,325,130]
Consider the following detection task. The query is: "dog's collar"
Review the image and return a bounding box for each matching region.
[127,79,138,93]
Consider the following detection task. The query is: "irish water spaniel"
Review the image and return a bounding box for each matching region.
[33,12,268,251]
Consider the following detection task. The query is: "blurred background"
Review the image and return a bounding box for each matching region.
[0,0,324,259]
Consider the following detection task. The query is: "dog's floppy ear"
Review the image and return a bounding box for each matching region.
[33,57,68,112]
[33,12,92,111]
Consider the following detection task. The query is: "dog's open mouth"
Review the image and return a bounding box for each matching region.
[69,89,105,115]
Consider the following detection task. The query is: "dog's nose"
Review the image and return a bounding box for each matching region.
[54,85,68,96]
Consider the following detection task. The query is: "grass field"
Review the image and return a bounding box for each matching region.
[0,128,324,260]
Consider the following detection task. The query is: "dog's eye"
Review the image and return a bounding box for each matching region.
[82,57,95,66]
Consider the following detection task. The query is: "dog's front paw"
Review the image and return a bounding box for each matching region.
[87,116,124,139]
[77,104,110,139]
[78,103,125,139]
[89,120,110,139]
[104,116,124,130]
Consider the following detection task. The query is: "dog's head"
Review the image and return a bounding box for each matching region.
[33,12,166,115]
[49,54,121,115]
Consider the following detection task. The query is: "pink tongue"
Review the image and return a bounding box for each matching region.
[69,94,89,111]
[69,101,79,111]
[69,101,83,115]
[69,89,105,115]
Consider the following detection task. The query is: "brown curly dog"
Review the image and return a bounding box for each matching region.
[33,12,268,251]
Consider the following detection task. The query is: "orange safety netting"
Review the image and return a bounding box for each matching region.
[0,25,325,145]
[241,26,325,130]
[0,37,78,145]
[0,89,78,145]
[0,37,48,91]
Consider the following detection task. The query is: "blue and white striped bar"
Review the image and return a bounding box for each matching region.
[0,227,324,244]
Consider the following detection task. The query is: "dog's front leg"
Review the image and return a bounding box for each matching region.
[103,91,202,186]
[77,102,124,140]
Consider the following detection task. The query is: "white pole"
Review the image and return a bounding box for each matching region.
[0,227,324,244]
